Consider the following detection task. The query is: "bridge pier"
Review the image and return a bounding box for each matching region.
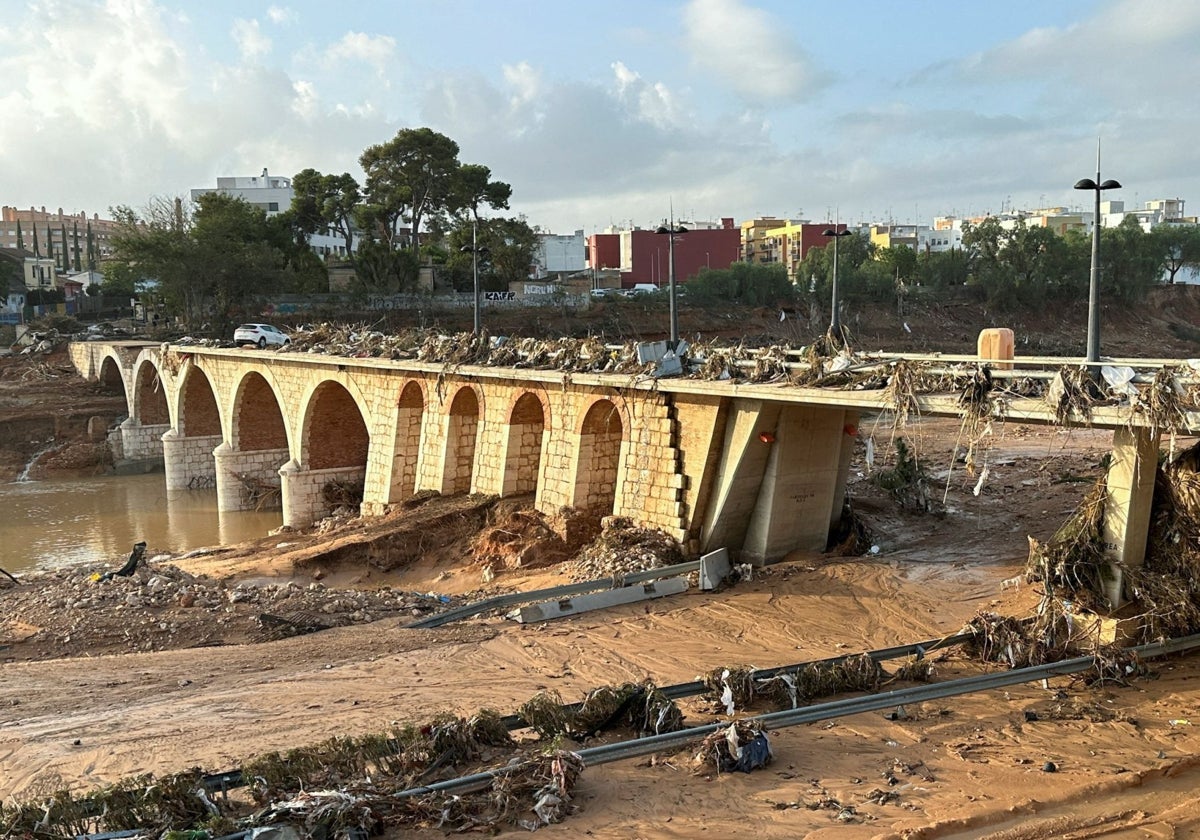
[280,460,368,528]
[1101,426,1159,608]
[162,430,221,490]
[700,400,856,564]
[214,443,288,511]
[118,418,169,463]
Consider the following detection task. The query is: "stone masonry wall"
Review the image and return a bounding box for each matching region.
[162,431,221,490]
[215,444,288,511]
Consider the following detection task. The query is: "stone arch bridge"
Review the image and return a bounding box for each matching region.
[68,341,1177,571]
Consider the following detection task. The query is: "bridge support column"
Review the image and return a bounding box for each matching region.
[162,430,222,490]
[1101,426,1159,608]
[740,404,856,565]
[118,418,169,462]
[214,443,288,511]
[280,460,368,528]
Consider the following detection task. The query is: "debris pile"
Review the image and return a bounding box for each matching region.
[0,560,451,658]
[1021,440,1200,647]
[518,681,684,739]
[693,721,772,774]
[566,517,684,581]
[471,504,600,574]
[705,654,885,713]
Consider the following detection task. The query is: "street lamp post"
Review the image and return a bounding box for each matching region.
[822,225,853,343]
[655,220,688,349]
[461,217,490,335]
[1074,153,1121,370]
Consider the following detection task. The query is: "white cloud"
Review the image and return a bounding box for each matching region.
[502,61,540,107]
[231,18,271,60]
[0,0,391,216]
[610,61,687,130]
[682,0,824,104]
[325,31,397,75]
[266,5,295,25]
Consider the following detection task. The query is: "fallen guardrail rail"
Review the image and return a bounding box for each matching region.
[405,558,709,629]
[393,631,1200,799]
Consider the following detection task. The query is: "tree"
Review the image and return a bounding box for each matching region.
[687,262,793,306]
[1100,216,1163,303]
[86,221,96,271]
[1152,224,1200,284]
[451,163,512,224]
[359,127,462,252]
[289,168,361,256]
[107,194,294,332]
[481,216,537,291]
[916,248,969,289]
[60,225,69,272]
[72,222,81,272]
[15,220,22,251]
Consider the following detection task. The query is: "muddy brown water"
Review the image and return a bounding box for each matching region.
[0,473,281,575]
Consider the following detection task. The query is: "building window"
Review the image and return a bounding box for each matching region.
[268,202,279,212]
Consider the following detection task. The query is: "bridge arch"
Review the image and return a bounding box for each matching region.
[301,380,370,470]
[442,384,482,495]
[131,359,170,426]
[98,355,127,404]
[177,365,221,437]
[503,390,549,497]
[390,379,426,501]
[574,396,626,515]
[231,371,288,452]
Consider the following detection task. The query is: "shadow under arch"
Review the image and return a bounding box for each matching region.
[503,391,548,497]
[575,397,625,515]
[391,380,426,502]
[442,385,481,495]
[302,380,370,470]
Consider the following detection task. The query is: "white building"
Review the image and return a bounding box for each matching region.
[191,169,358,258]
[532,229,586,278]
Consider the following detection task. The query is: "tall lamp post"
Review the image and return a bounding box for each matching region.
[460,217,490,335]
[822,225,853,343]
[655,219,688,349]
[1074,154,1121,370]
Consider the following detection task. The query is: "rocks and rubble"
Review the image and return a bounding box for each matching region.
[0,558,462,660]
[565,517,685,582]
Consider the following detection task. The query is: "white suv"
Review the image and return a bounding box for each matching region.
[234,323,290,348]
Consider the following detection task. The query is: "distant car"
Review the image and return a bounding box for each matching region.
[234,323,290,348]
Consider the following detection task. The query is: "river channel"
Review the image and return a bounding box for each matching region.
[0,473,282,575]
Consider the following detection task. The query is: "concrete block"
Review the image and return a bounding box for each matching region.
[513,577,690,623]
[699,547,730,591]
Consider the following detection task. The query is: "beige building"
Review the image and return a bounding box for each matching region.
[0,206,118,265]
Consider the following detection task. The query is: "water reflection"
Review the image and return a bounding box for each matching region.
[0,473,281,575]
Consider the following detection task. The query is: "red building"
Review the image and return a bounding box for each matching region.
[588,218,741,289]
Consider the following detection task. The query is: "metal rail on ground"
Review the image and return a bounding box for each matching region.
[405,560,702,629]
[198,630,973,793]
[393,632,1200,799]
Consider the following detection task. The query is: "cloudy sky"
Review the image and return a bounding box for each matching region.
[2,0,1197,233]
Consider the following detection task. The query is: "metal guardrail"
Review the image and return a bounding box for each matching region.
[405,560,702,629]
[393,631,1200,799]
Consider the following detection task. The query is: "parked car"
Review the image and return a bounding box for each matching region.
[234,323,290,348]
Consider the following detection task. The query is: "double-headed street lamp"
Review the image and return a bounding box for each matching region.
[1073,154,1121,370]
[460,217,490,335]
[822,225,853,344]
[655,220,688,349]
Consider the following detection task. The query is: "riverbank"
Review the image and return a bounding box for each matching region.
[10,418,1200,838]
